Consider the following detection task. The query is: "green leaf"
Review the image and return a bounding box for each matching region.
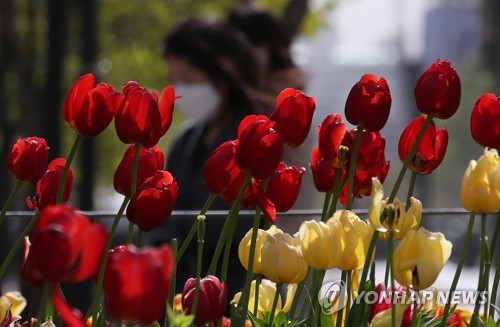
[320,308,335,327]
[247,311,267,327]
[166,305,194,327]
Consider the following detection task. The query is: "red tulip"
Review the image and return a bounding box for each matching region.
[126,170,179,231]
[265,162,305,212]
[51,285,86,327]
[270,88,316,147]
[7,137,49,184]
[471,93,500,149]
[310,148,339,193]
[235,115,284,180]
[22,205,108,285]
[398,116,448,174]
[63,74,117,137]
[318,114,350,167]
[114,82,176,147]
[114,145,165,197]
[345,74,392,132]
[103,245,174,325]
[349,129,386,171]
[182,275,227,325]
[27,158,73,211]
[415,59,461,119]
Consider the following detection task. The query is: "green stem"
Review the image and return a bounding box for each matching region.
[388,232,396,327]
[0,212,40,279]
[126,143,141,244]
[327,170,348,218]
[176,194,216,261]
[268,283,282,327]
[335,270,348,327]
[168,238,178,308]
[56,134,81,204]
[489,251,499,321]
[238,207,262,313]
[288,269,309,319]
[346,128,364,210]
[410,290,418,327]
[208,175,251,277]
[91,197,130,327]
[191,217,205,318]
[473,214,488,323]
[406,171,418,211]
[351,114,433,326]
[37,284,52,324]
[0,181,23,228]
[440,213,476,327]
[311,270,326,326]
[254,275,262,316]
[321,193,332,222]
[489,212,499,261]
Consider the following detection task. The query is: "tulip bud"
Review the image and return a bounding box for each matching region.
[368,178,422,240]
[414,59,461,119]
[460,149,500,213]
[310,148,343,193]
[349,130,386,171]
[113,145,164,198]
[126,170,179,232]
[261,228,308,284]
[327,210,373,270]
[270,88,316,147]
[296,220,340,270]
[345,74,392,132]
[236,115,284,180]
[182,275,227,325]
[239,226,280,274]
[393,228,452,290]
[232,280,296,319]
[63,74,117,137]
[470,93,500,150]
[398,116,448,174]
[7,137,49,184]
[27,158,74,211]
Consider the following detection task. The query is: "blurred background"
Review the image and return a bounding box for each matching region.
[1,0,499,314]
[1,0,499,211]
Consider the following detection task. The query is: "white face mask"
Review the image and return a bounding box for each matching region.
[174,83,221,122]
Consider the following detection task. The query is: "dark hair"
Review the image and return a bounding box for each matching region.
[227,8,295,72]
[162,18,259,114]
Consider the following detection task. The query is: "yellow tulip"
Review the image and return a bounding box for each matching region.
[461,148,500,213]
[327,210,373,270]
[0,292,26,322]
[368,178,422,240]
[238,226,280,274]
[370,303,410,327]
[393,227,452,290]
[296,220,341,270]
[232,280,296,319]
[261,229,308,284]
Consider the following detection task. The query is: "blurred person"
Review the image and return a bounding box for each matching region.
[158,17,260,302]
[162,18,261,210]
[227,6,317,228]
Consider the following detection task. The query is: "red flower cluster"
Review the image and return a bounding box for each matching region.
[204,88,314,222]
[7,137,49,184]
[312,114,390,204]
